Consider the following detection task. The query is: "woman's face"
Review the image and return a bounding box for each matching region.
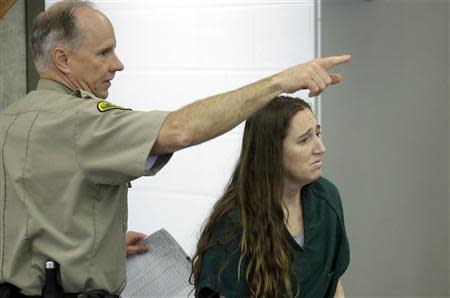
[282,109,326,187]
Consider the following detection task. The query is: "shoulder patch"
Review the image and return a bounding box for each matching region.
[97,101,132,112]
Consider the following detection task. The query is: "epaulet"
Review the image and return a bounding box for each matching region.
[96,101,132,112]
[72,89,132,112]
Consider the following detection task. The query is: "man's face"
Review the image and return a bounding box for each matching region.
[282,109,326,187]
[67,8,124,99]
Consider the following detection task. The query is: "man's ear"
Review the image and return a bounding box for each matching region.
[52,47,71,73]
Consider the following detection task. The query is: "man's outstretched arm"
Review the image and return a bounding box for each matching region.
[151,55,351,155]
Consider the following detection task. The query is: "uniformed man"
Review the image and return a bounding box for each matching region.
[0,1,350,297]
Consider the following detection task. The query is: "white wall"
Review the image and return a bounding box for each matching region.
[46,0,316,255]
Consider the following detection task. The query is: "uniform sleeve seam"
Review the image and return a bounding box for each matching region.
[73,104,87,178]
[0,114,19,279]
[74,104,99,290]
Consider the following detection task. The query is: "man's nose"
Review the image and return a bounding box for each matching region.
[112,52,124,72]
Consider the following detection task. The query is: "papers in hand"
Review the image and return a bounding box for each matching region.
[122,229,193,297]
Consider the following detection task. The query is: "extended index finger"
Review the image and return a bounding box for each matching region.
[316,55,351,69]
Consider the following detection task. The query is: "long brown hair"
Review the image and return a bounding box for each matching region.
[191,96,312,297]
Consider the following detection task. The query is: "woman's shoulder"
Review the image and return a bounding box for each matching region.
[309,177,344,217]
[310,176,339,196]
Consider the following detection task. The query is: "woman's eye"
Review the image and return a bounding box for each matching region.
[299,137,308,144]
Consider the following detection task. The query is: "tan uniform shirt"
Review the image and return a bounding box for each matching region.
[0,80,171,295]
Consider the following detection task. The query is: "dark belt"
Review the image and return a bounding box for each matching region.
[0,285,119,298]
[25,293,119,298]
[27,295,119,298]
[26,294,79,298]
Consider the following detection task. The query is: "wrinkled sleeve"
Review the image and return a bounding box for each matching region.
[74,100,172,185]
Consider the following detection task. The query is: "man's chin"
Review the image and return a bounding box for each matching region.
[95,90,108,99]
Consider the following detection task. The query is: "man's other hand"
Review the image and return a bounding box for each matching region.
[125,231,150,257]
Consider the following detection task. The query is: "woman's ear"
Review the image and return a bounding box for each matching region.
[52,47,71,73]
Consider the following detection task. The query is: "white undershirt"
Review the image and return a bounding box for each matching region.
[145,155,158,172]
[293,231,305,248]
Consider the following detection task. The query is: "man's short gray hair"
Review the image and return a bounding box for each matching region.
[31,1,94,72]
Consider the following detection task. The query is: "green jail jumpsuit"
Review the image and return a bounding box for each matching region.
[197,177,350,298]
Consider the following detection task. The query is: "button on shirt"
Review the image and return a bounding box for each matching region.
[0,80,171,295]
[197,177,350,298]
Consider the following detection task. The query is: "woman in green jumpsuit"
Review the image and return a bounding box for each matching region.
[191,96,350,298]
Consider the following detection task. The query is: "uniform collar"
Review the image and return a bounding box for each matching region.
[36,79,97,99]
[37,79,73,94]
